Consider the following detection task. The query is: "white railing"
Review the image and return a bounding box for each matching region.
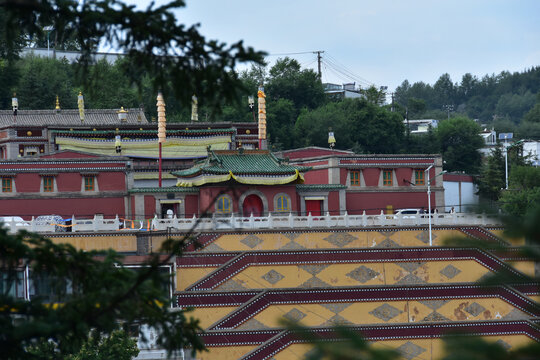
[2,211,502,234]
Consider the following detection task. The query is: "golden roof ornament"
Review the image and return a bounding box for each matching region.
[191,95,198,122]
[117,106,128,122]
[78,92,85,122]
[55,95,60,110]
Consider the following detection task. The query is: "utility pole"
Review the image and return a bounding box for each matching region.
[313,50,324,80]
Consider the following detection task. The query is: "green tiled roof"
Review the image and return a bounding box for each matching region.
[296,184,346,191]
[172,150,311,177]
[129,187,199,193]
[51,128,236,136]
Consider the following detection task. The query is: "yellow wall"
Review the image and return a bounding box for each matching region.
[49,235,137,252]
[272,334,533,360]
[197,345,256,360]
[205,260,491,291]
[236,298,529,330]
[201,229,466,252]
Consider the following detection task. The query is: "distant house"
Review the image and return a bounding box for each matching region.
[403,119,438,134]
[443,172,479,213]
[479,128,498,157]
[523,140,540,166]
[323,83,363,99]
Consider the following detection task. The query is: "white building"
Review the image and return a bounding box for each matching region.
[323,83,363,99]
[403,119,438,134]
[443,173,479,213]
[523,140,540,166]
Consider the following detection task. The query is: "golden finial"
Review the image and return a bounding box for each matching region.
[55,95,60,110]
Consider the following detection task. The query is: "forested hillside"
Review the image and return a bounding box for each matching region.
[394,68,540,138]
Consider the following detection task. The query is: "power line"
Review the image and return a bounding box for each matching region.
[266,51,316,57]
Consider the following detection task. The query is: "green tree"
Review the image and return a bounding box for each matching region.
[295,98,404,153]
[432,73,456,109]
[406,97,426,119]
[16,56,76,109]
[266,57,325,112]
[494,91,536,124]
[267,98,297,150]
[518,92,540,139]
[436,116,483,173]
[500,166,540,218]
[477,144,505,202]
[1,0,265,108]
[0,228,204,359]
[360,85,386,106]
[28,329,139,360]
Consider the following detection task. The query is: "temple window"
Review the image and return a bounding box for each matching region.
[383,170,393,186]
[84,176,95,191]
[2,177,12,192]
[350,170,360,186]
[415,170,425,185]
[216,195,232,214]
[274,194,290,212]
[43,176,54,192]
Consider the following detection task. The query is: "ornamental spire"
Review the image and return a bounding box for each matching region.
[157,92,166,143]
[257,85,266,149]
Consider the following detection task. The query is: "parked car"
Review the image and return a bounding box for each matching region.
[0,216,30,229]
[394,209,424,219]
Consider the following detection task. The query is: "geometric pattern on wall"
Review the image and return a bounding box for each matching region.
[419,299,450,310]
[215,279,249,291]
[496,339,512,350]
[395,262,427,285]
[440,264,462,279]
[464,302,486,317]
[323,232,358,248]
[502,308,529,321]
[397,262,424,272]
[279,241,306,250]
[422,311,450,322]
[419,299,451,322]
[323,314,353,327]
[374,237,402,248]
[240,234,264,249]
[236,318,269,330]
[369,303,404,322]
[262,269,285,285]
[397,341,427,360]
[283,308,307,323]
[299,264,329,276]
[415,230,435,244]
[283,232,302,241]
[200,242,225,252]
[299,276,332,289]
[347,265,381,283]
[320,302,354,314]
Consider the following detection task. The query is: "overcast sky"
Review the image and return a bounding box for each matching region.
[133,0,540,92]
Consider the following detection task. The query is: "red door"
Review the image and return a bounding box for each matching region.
[243,194,264,217]
[305,200,322,216]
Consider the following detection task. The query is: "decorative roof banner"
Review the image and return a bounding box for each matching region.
[56,135,232,159]
[176,170,304,187]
